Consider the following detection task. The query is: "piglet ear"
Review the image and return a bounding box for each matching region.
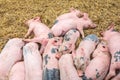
[34,17,40,21]
[83,13,89,20]
[69,7,75,12]
[107,22,115,31]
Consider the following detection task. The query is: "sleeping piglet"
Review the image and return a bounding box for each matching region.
[23,17,54,54]
[83,41,110,80]
[73,34,99,76]
[59,54,82,80]
[0,38,25,80]
[42,37,63,80]
[23,42,42,80]
[51,13,96,38]
[100,23,120,80]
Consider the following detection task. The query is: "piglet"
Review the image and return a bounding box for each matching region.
[73,34,99,76]
[0,38,24,80]
[23,17,54,54]
[9,61,25,80]
[59,54,82,80]
[83,41,110,80]
[23,42,42,80]
[56,29,80,59]
[51,13,96,38]
[100,23,120,80]
[42,37,63,80]
[54,7,83,24]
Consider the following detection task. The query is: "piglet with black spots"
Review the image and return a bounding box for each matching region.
[23,42,42,80]
[42,37,63,80]
[73,34,99,76]
[9,61,25,80]
[83,41,110,80]
[23,17,54,54]
[56,29,80,59]
[0,38,25,80]
[51,13,96,38]
[100,23,120,80]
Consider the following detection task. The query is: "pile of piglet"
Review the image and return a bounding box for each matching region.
[0,8,120,80]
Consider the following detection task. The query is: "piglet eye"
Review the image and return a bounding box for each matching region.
[54,40,57,42]
[102,46,105,48]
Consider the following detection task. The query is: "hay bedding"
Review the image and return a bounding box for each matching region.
[0,0,120,50]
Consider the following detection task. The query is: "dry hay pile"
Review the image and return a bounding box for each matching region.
[0,0,120,51]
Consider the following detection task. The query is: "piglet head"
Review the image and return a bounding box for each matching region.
[100,22,115,41]
[25,17,41,26]
[98,41,109,52]
[93,41,109,57]
[51,37,63,46]
[82,13,97,29]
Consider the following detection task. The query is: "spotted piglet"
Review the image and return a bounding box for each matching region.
[83,41,110,80]
[54,7,83,24]
[51,13,96,38]
[9,61,25,80]
[42,37,63,80]
[73,34,99,76]
[56,29,80,59]
[23,42,42,80]
[100,23,120,80]
[0,38,25,80]
[23,17,54,54]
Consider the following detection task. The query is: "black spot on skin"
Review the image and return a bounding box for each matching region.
[114,51,120,62]
[44,54,50,65]
[48,33,54,39]
[43,68,60,80]
[51,48,58,53]
[71,28,77,33]
[96,69,100,78]
[82,73,93,80]
[64,35,70,41]
[54,20,58,24]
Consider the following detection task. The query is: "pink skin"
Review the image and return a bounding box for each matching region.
[9,61,25,80]
[51,13,96,38]
[23,17,52,54]
[73,48,86,77]
[84,41,110,80]
[59,54,82,80]
[0,38,25,80]
[111,73,120,80]
[23,42,42,80]
[56,7,83,21]
[100,23,120,80]
[73,35,99,76]
[56,29,80,59]
[42,37,63,80]
[43,37,62,68]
